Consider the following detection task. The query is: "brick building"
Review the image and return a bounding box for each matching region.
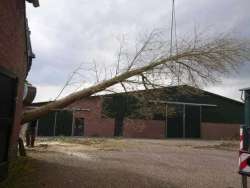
[35,85,244,140]
[0,0,38,180]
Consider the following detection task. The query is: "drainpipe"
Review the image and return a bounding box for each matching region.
[71,110,75,137]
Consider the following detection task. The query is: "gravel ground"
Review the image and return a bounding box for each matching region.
[2,138,245,188]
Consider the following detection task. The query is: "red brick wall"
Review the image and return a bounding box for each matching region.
[0,0,27,159]
[70,97,115,137]
[69,97,166,138]
[124,119,165,138]
[69,98,242,140]
[201,122,240,140]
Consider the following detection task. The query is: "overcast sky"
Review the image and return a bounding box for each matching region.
[26,0,250,102]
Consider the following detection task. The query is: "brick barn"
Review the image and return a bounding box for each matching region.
[34,85,244,140]
[0,0,38,180]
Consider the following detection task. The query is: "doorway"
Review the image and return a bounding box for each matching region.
[114,116,123,136]
[167,104,201,138]
[37,110,73,136]
[74,118,84,136]
[55,111,73,136]
[185,105,200,138]
[167,104,183,138]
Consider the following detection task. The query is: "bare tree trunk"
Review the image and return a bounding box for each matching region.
[18,138,26,157]
[22,56,175,123]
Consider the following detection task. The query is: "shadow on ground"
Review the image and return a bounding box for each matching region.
[0,154,176,188]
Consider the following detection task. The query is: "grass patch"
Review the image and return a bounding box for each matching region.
[96,139,128,151]
[194,141,238,151]
[38,136,107,145]
[37,137,128,151]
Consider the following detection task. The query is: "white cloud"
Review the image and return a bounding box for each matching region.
[205,81,249,102]
[34,85,61,102]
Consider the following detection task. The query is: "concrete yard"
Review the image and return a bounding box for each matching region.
[1,138,244,188]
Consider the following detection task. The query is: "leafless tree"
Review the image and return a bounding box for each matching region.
[22,30,250,123]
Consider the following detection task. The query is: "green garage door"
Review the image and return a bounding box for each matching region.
[167,104,183,138]
[167,104,201,138]
[37,112,56,136]
[0,71,17,181]
[55,111,73,136]
[37,110,73,136]
[185,105,200,138]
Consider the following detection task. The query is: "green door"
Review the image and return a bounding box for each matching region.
[185,105,201,138]
[0,71,17,181]
[167,104,183,138]
[55,111,73,136]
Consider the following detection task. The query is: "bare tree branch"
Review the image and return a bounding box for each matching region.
[54,63,84,100]
[22,32,250,123]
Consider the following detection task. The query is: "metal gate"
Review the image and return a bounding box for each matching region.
[0,70,17,180]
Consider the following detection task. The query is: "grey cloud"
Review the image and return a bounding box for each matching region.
[26,0,250,100]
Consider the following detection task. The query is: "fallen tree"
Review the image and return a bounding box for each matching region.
[22,31,250,123]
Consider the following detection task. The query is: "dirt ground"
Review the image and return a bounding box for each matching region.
[0,138,245,188]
